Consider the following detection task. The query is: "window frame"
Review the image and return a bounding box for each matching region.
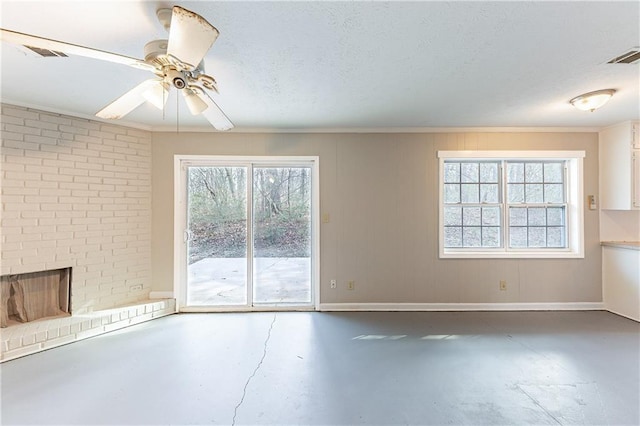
[438,150,585,259]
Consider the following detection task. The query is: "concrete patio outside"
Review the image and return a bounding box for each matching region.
[187,257,312,306]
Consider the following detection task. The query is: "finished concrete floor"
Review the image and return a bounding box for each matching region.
[1,311,639,425]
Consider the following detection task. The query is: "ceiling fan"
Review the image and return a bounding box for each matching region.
[0,6,233,130]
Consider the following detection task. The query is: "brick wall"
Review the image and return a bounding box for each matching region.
[1,104,152,313]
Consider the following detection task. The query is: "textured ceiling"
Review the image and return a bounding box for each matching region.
[1,1,639,131]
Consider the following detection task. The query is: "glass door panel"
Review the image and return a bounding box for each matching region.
[186,166,248,306]
[252,167,312,305]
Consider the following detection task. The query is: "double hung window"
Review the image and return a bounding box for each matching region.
[438,151,585,258]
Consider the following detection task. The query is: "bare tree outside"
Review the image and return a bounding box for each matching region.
[187,167,311,264]
[252,167,311,258]
[188,167,247,263]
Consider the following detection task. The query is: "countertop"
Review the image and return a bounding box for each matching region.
[600,241,640,251]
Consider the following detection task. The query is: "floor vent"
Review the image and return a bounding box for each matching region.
[607,48,640,64]
[23,45,68,57]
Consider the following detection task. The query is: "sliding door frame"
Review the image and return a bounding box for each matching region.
[173,155,320,312]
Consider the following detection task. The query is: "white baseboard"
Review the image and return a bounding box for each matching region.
[318,302,605,312]
[604,307,640,322]
[142,299,608,313]
[149,291,174,299]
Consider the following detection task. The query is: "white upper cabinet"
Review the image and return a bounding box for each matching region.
[599,121,640,210]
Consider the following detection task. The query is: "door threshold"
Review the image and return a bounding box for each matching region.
[179,306,316,313]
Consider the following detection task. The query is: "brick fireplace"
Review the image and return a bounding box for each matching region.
[0,104,174,362]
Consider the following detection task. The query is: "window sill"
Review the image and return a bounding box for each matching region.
[440,250,584,259]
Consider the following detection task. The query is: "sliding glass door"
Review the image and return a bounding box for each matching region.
[252,167,312,305]
[179,158,316,309]
[186,166,248,306]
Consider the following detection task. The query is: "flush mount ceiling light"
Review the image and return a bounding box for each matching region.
[570,89,616,112]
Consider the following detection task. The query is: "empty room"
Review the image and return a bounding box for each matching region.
[1,1,639,425]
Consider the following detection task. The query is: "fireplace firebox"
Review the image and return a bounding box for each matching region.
[1,268,71,328]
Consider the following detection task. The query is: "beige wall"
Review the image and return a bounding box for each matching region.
[152,131,601,304]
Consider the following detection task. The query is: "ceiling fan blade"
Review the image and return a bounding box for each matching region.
[191,87,234,131]
[96,79,164,120]
[166,6,219,70]
[0,28,155,71]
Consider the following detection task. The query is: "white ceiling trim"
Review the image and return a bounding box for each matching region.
[5,100,601,134]
[126,125,605,134]
[2,99,153,131]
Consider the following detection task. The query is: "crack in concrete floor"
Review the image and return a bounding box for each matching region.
[231,312,278,426]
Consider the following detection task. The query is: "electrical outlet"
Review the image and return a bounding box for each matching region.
[499,280,507,291]
[130,284,143,291]
[330,279,337,289]
[347,280,355,290]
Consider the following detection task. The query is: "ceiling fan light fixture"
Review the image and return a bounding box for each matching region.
[183,89,209,115]
[142,82,169,110]
[570,89,616,112]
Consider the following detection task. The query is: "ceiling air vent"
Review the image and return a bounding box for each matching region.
[23,45,68,57]
[607,48,640,64]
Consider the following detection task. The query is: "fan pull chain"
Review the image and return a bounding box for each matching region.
[176,90,180,133]
[162,85,166,121]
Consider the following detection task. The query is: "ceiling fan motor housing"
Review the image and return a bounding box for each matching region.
[143,40,188,89]
[166,69,187,89]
